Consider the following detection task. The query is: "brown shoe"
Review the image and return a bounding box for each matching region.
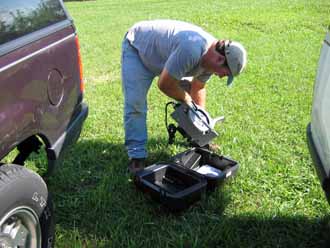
[205,143,221,152]
[128,158,145,175]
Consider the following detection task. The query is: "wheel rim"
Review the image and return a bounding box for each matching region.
[0,206,41,248]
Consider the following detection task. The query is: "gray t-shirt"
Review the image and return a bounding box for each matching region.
[126,20,216,82]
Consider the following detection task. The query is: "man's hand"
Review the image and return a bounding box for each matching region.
[186,99,199,111]
[183,93,193,106]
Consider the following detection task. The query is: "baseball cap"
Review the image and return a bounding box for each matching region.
[224,40,247,86]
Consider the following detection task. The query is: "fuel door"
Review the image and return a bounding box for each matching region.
[47,69,64,106]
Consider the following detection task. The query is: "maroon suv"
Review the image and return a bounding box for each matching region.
[0,0,88,247]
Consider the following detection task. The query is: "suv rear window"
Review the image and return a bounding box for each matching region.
[0,0,67,45]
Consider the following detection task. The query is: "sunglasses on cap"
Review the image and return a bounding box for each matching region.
[215,41,229,68]
[215,41,234,86]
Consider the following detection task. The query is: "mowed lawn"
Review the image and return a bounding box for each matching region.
[47,0,330,247]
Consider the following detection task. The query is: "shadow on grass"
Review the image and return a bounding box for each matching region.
[47,138,330,247]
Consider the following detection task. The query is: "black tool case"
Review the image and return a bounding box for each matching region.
[134,147,239,211]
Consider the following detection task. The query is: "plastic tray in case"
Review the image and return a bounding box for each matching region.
[134,148,239,211]
[171,147,239,190]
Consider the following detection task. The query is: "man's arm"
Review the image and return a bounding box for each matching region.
[158,68,193,104]
[190,78,206,109]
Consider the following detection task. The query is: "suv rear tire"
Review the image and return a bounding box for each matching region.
[0,164,55,248]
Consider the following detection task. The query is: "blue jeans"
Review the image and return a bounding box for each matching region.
[121,38,156,159]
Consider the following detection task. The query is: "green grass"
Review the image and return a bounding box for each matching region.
[32,0,330,247]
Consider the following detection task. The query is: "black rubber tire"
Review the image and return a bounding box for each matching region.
[0,164,55,248]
